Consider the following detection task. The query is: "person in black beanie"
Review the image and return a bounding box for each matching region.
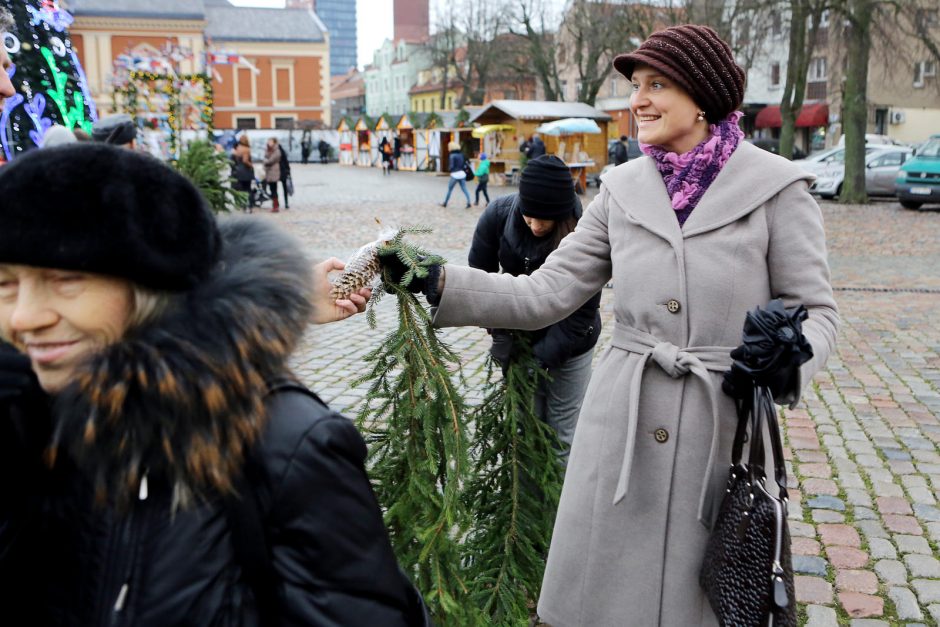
[467,154,602,464]
[0,143,428,626]
[91,112,139,149]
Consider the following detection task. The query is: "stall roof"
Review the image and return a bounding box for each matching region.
[471,100,612,124]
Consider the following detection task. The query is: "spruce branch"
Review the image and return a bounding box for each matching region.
[463,333,563,625]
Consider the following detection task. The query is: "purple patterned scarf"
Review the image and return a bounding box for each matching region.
[641,111,744,226]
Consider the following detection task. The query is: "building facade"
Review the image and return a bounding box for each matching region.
[363,38,431,116]
[67,0,330,129]
[394,0,429,44]
[307,0,357,76]
[331,66,366,123]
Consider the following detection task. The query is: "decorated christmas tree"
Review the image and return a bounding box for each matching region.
[1,0,96,162]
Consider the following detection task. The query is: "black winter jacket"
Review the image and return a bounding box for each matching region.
[0,219,425,626]
[468,194,602,368]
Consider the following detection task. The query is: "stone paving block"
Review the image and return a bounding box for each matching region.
[804,478,840,495]
[912,579,940,604]
[911,450,940,464]
[884,514,924,535]
[882,448,913,461]
[801,463,833,478]
[797,450,830,463]
[793,536,821,556]
[877,496,914,514]
[808,495,846,511]
[797,575,834,604]
[868,537,897,559]
[839,592,884,618]
[826,546,869,570]
[907,487,936,505]
[845,489,873,508]
[904,554,940,578]
[925,522,940,543]
[888,460,918,475]
[840,472,866,489]
[848,621,889,627]
[804,604,838,627]
[836,569,879,594]
[901,474,928,488]
[813,510,846,523]
[874,559,908,585]
[856,520,890,540]
[856,454,883,468]
[854,507,878,520]
[819,524,862,547]
[929,604,940,625]
[871,479,903,495]
[790,520,815,538]
[795,555,829,577]
[912,503,940,522]
[889,586,925,621]
[902,437,935,451]
[895,534,933,555]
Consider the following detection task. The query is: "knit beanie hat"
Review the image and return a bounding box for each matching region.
[518,155,577,220]
[613,24,745,123]
[91,112,138,145]
[0,143,220,291]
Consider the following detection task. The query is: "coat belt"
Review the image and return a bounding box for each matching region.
[610,323,734,526]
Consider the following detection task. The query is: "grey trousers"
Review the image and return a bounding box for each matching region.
[534,348,594,466]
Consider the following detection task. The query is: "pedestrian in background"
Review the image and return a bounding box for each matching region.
[473,152,491,206]
[380,137,394,175]
[469,154,601,463]
[91,113,138,149]
[318,139,330,164]
[232,134,255,211]
[0,143,428,626]
[263,137,282,212]
[613,134,629,166]
[440,141,471,208]
[526,133,546,160]
[40,125,76,148]
[372,24,838,626]
[300,131,312,164]
[279,138,292,210]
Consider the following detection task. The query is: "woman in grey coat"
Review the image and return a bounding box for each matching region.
[331,24,839,625]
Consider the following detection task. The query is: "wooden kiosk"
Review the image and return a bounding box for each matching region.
[395,113,418,171]
[354,117,371,167]
[337,118,354,166]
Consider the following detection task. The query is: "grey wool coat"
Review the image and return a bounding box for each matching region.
[434,141,840,626]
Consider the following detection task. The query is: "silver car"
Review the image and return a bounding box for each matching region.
[807,146,913,199]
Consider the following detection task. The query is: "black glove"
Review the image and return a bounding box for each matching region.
[722,299,814,402]
[379,252,442,304]
[489,331,515,375]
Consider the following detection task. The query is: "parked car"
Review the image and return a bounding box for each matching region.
[837,133,902,147]
[794,145,884,177]
[748,138,807,160]
[895,134,940,210]
[810,145,913,199]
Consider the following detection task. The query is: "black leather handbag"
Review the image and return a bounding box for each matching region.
[700,383,797,627]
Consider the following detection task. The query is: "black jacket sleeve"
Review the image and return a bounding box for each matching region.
[264,393,424,626]
[532,290,602,369]
[467,201,505,273]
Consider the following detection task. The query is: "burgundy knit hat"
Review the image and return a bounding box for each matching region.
[613,24,745,123]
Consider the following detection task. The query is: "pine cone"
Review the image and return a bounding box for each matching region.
[330,242,382,299]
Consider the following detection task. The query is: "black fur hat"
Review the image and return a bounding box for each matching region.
[0,143,220,291]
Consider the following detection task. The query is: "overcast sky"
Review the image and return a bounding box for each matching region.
[228,0,565,70]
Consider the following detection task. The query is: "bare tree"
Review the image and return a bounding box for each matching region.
[778,0,828,160]
[508,0,564,101]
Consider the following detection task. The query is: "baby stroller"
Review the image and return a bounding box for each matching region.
[250,176,272,210]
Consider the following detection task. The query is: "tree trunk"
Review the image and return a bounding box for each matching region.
[841,0,873,204]
[779,0,815,161]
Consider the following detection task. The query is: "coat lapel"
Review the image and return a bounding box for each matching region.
[601,157,683,249]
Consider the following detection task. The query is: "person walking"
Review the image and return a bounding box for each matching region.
[318,139,330,164]
[0,143,428,626]
[263,137,282,212]
[440,141,471,208]
[473,152,491,206]
[613,134,630,166]
[366,24,839,625]
[470,154,601,463]
[279,139,292,210]
[379,137,394,175]
[232,134,256,212]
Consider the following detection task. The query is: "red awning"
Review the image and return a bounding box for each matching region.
[754,103,829,129]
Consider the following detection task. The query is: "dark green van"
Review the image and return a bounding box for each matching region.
[895,134,940,209]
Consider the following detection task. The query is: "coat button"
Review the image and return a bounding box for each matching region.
[666,299,681,314]
[654,428,669,443]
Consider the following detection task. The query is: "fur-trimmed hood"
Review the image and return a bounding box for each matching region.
[50,217,314,505]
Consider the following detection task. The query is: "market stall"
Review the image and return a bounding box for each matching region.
[372,115,394,167]
[395,113,418,171]
[535,117,604,193]
[354,117,371,167]
[337,118,354,165]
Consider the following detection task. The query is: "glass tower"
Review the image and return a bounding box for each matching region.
[314,0,357,76]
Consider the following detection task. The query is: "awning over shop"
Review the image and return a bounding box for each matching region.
[754,103,829,129]
[471,124,515,138]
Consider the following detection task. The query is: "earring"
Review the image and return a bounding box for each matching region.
[697,111,705,122]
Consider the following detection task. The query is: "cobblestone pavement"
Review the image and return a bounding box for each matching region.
[268,164,940,625]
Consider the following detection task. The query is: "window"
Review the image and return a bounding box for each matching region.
[560,79,567,100]
[609,77,618,97]
[770,63,781,87]
[870,152,904,168]
[808,57,827,81]
[819,9,829,27]
[274,117,295,130]
[925,60,937,77]
[771,11,782,36]
[575,81,582,101]
[235,117,257,130]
